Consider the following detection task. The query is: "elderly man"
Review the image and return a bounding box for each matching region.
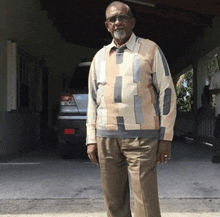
[86,1,177,217]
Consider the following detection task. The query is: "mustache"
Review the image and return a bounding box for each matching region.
[115,28,125,31]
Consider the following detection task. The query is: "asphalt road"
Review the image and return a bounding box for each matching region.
[0,139,220,216]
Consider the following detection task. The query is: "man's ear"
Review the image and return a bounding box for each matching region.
[105,21,110,32]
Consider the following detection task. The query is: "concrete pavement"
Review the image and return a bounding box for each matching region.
[0,213,219,217]
[0,138,220,216]
[0,198,219,216]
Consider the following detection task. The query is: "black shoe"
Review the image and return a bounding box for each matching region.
[212,155,220,163]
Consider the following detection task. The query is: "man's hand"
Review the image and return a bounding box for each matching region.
[156,140,171,164]
[87,143,99,165]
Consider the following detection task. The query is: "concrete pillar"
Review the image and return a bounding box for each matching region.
[6,41,17,111]
[192,60,199,140]
[0,41,17,112]
[48,74,63,126]
[0,41,17,154]
[0,41,7,145]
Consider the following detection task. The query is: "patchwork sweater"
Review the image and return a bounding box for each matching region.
[86,33,176,144]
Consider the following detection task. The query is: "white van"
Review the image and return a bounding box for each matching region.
[56,62,91,158]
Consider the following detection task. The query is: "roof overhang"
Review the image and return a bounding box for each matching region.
[40,0,219,75]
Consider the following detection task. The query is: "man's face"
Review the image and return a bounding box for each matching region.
[105,4,136,45]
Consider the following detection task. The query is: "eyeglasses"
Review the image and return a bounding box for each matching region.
[106,14,132,23]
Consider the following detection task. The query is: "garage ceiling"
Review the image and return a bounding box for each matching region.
[40,0,220,75]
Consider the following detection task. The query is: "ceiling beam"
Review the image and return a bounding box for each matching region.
[124,0,155,7]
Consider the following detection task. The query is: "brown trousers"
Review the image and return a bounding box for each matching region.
[97,137,161,217]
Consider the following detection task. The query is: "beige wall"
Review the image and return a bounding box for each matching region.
[0,0,98,156]
[4,0,97,76]
[0,40,42,156]
[2,0,97,125]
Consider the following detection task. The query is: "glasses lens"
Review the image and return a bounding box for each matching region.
[108,16,117,23]
[118,15,129,21]
[107,14,131,23]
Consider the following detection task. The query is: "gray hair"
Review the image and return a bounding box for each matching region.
[105,1,133,19]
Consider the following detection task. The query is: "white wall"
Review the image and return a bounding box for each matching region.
[193,17,220,108]
[176,17,220,109]
[197,46,220,108]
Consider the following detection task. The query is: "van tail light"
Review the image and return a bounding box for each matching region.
[59,93,79,112]
[60,93,73,101]
[64,129,75,134]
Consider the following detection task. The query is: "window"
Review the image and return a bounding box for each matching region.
[68,62,91,93]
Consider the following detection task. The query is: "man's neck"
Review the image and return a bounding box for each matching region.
[113,33,133,48]
[114,37,130,47]
[114,40,125,48]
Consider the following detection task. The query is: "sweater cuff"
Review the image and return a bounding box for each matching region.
[86,126,96,145]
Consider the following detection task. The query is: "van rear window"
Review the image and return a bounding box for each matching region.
[68,65,90,91]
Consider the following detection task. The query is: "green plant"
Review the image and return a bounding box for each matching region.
[176,69,193,112]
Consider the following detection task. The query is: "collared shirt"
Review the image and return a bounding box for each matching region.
[108,32,137,51]
[86,33,177,144]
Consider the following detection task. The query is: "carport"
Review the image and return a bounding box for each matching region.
[0,0,220,157]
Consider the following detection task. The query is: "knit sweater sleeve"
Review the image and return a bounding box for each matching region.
[86,58,97,144]
[152,48,177,141]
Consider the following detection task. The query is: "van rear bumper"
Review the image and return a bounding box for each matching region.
[56,117,86,145]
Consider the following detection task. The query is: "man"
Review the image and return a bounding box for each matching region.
[86,1,176,217]
[209,71,220,163]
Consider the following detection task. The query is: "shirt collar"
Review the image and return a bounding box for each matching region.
[107,33,137,53]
